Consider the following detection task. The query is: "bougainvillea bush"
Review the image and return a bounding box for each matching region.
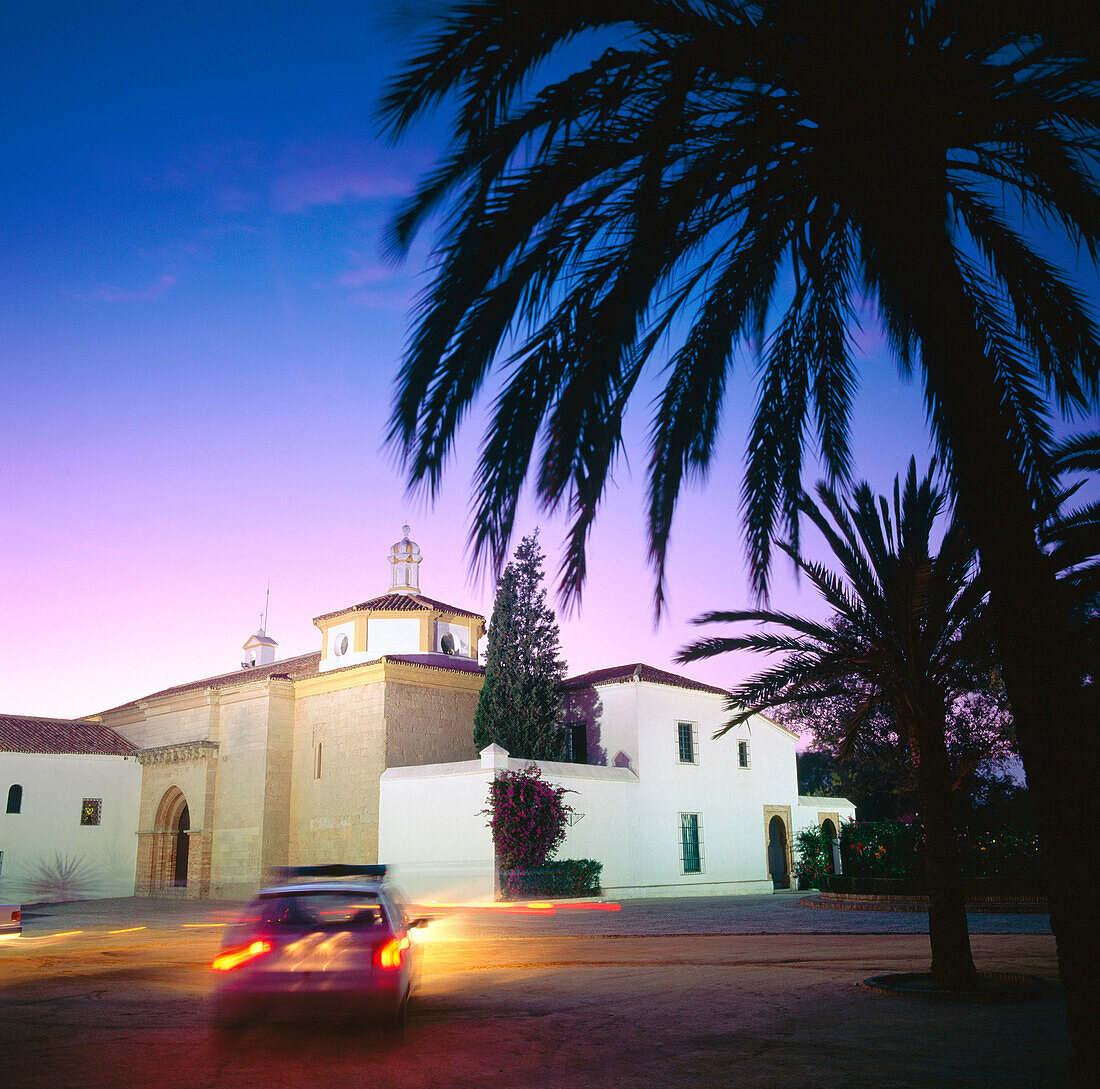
[794,825,835,886]
[484,765,573,870]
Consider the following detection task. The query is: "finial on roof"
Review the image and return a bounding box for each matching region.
[389,524,423,594]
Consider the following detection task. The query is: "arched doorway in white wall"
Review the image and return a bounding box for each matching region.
[767,815,790,889]
[820,817,841,875]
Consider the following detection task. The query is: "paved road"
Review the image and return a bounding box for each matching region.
[14,890,1052,938]
[1,895,1066,1089]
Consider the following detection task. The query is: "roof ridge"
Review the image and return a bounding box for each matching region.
[94,650,322,716]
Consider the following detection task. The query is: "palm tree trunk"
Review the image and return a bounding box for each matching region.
[877,210,1100,1079]
[907,713,977,989]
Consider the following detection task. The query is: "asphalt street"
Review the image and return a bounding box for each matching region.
[1,894,1066,1089]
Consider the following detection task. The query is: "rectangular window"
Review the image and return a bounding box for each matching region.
[0,849,4,876]
[80,798,102,826]
[314,741,323,780]
[677,721,698,764]
[566,722,588,764]
[680,813,704,874]
[738,740,750,769]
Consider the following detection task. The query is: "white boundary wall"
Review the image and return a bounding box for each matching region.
[380,675,856,903]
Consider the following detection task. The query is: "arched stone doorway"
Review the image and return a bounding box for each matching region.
[767,815,790,889]
[148,787,190,896]
[174,805,190,886]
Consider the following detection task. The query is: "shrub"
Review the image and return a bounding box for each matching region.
[966,828,1041,879]
[841,819,924,880]
[500,859,603,900]
[837,819,1042,885]
[795,826,834,886]
[484,764,573,870]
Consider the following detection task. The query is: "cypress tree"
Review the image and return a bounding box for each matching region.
[474,531,566,759]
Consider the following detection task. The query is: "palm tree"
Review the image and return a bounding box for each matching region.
[1045,432,1100,628]
[379,2,1100,1066]
[678,461,987,987]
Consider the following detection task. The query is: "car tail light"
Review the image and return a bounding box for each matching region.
[212,939,273,971]
[10,910,20,924]
[374,933,410,970]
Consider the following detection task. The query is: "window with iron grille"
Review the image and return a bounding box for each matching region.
[566,722,588,764]
[738,740,750,769]
[677,721,698,764]
[80,798,102,826]
[680,813,704,874]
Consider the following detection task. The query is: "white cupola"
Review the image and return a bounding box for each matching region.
[388,524,422,594]
[242,628,278,668]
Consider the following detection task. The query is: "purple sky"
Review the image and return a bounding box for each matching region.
[0,2,1044,719]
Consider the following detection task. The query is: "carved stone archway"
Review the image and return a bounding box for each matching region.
[135,741,217,898]
[148,787,189,897]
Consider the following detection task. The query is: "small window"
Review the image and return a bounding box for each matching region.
[314,741,323,780]
[566,722,588,764]
[80,798,102,826]
[677,721,698,764]
[0,849,4,875]
[680,813,704,874]
[738,740,750,769]
[6,784,22,814]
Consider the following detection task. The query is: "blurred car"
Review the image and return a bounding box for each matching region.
[0,903,20,936]
[211,865,426,1034]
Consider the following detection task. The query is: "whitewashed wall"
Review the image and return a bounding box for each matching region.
[608,681,800,895]
[379,751,498,903]
[379,677,856,902]
[368,617,421,657]
[0,752,142,902]
[379,746,640,903]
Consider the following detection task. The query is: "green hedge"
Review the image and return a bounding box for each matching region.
[500,859,603,899]
[818,874,1046,897]
[840,821,1042,882]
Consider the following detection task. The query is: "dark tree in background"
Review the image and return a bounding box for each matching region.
[791,686,1015,822]
[474,532,567,759]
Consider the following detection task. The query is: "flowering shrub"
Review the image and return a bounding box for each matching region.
[794,826,834,885]
[839,819,1042,883]
[841,820,923,879]
[484,765,574,870]
[965,828,1041,879]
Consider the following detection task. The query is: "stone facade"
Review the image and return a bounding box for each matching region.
[102,656,484,898]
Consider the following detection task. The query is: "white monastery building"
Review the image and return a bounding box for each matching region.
[1,527,852,903]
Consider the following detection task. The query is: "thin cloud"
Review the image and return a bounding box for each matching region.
[87,274,177,303]
[273,165,416,213]
[272,138,427,213]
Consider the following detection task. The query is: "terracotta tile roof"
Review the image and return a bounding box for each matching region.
[0,714,136,756]
[95,651,322,715]
[385,653,484,676]
[314,593,485,623]
[563,662,729,697]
